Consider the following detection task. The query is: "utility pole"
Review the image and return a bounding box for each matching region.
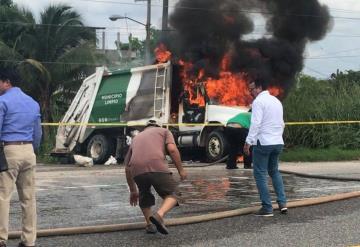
[131,0,151,64]
[162,0,168,31]
[102,30,106,53]
[145,0,151,64]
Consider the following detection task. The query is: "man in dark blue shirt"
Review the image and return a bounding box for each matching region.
[0,68,42,247]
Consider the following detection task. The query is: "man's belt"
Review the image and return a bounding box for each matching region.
[2,141,32,146]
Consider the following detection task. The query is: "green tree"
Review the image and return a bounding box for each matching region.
[149,27,161,52]
[0,2,33,45]
[128,34,143,52]
[126,27,161,57]
[330,70,360,87]
[0,0,13,7]
[0,4,96,137]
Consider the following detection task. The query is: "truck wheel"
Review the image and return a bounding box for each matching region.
[205,130,228,162]
[86,134,114,164]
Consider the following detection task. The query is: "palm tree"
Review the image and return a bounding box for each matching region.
[0,4,97,137]
[0,0,13,7]
[0,2,33,46]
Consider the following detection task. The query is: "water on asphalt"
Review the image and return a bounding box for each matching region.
[7,166,360,230]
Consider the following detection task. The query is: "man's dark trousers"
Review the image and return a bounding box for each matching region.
[225,127,252,168]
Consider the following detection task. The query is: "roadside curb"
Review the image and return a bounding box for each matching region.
[8,191,360,239]
[279,169,360,181]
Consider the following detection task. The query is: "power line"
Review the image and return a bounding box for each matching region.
[313,45,360,66]
[328,7,360,14]
[242,32,360,38]
[306,55,360,59]
[326,34,360,38]
[0,54,358,67]
[0,59,103,66]
[307,47,360,58]
[2,21,360,38]
[44,0,360,21]
[64,0,360,15]
[0,21,267,30]
[304,66,329,77]
[0,21,105,28]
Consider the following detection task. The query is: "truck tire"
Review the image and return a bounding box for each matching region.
[86,134,114,164]
[205,130,228,162]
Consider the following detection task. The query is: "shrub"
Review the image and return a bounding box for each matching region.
[283,72,360,149]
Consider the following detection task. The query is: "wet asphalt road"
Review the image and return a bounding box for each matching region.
[6,164,360,231]
[6,197,360,247]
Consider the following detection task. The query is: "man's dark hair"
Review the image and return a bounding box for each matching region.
[0,67,20,86]
[145,119,160,128]
[254,78,269,90]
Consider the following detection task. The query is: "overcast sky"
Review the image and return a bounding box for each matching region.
[12,0,360,78]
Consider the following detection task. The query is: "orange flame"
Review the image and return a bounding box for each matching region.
[179,55,254,107]
[237,155,244,162]
[205,72,252,106]
[179,59,206,106]
[155,43,172,63]
[205,55,253,106]
[177,53,287,108]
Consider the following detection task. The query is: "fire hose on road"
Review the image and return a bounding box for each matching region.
[8,191,360,239]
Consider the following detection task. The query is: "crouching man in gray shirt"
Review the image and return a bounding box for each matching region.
[125,120,187,235]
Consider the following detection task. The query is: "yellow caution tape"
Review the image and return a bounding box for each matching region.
[41,120,360,127]
[285,120,360,126]
[41,122,225,127]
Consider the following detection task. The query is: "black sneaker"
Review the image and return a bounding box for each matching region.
[149,213,169,235]
[279,205,288,214]
[254,208,273,217]
[18,243,35,247]
[226,166,239,169]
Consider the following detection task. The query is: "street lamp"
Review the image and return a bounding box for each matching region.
[109,15,151,65]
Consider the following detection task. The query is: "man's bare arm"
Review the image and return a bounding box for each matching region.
[124,148,137,192]
[124,147,138,206]
[125,166,137,192]
[167,143,187,180]
[125,167,138,206]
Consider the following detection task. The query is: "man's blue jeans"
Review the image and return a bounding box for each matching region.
[253,143,286,212]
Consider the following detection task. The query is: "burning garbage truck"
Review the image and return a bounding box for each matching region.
[52,60,252,164]
[52,0,332,164]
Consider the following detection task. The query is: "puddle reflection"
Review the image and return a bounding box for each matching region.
[177,170,360,212]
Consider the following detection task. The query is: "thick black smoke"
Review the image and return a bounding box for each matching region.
[164,0,332,97]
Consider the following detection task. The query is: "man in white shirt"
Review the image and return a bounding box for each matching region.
[244,80,287,217]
